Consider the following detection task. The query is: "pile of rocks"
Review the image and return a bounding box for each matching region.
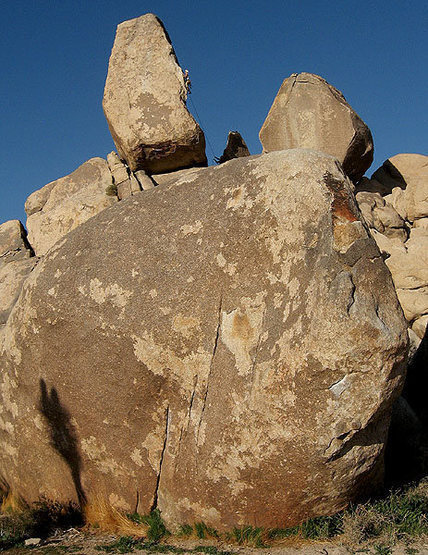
[356,154,428,346]
[0,12,425,533]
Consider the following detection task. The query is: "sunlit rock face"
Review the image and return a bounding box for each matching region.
[0,219,36,326]
[103,14,207,174]
[356,153,428,341]
[25,157,117,256]
[0,150,407,530]
[259,72,374,183]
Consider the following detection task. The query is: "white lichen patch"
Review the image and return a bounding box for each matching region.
[81,436,133,477]
[172,314,201,339]
[216,253,237,276]
[180,220,203,236]
[131,332,211,391]
[220,294,266,376]
[130,448,143,467]
[329,375,349,398]
[87,278,133,308]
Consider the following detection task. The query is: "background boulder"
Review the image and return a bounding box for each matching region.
[259,72,374,182]
[0,220,36,326]
[25,158,117,256]
[0,150,407,530]
[103,14,207,174]
[355,154,428,341]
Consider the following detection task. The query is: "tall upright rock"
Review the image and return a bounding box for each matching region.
[103,14,207,174]
[259,73,374,182]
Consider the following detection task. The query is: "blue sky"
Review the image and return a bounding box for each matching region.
[1,0,427,226]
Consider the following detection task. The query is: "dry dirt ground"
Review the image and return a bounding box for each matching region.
[4,528,428,555]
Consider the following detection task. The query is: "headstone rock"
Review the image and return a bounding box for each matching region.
[259,73,374,182]
[103,14,207,174]
[0,150,407,531]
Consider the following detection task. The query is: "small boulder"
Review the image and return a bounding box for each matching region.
[373,154,428,222]
[259,73,373,182]
[0,220,33,264]
[0,220,36,326]
[103,14,207,174]
[215,131,250,164]
[26,158,117,256]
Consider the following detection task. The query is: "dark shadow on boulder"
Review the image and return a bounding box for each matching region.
[356,161,408,196]
[385,324,428,485]
[39,379,86,507]
[214,131,250,164]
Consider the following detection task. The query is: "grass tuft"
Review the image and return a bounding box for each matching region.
[84,496,148,537]
[194,521,219,540]
[105,183,118,197]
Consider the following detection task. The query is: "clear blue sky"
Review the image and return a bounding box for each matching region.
[1,0,427,226]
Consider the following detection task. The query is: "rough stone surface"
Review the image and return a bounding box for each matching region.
[0,220,34,264]
[103,14,207,174]
[215,131,250,164]
[259,73,374,182]
[134,170,155,191]
[356,154,428,345]
[0,220,37,326]
[356,192,407,241]
[0,150,407,531]
[107,151,130,186]
[26,158,117,256]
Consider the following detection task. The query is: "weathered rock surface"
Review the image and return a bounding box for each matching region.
[0,220,33,264]
[215,131,250,164]
[0,150,407,530]
[107,151,142,200]
[26,158,117,256]
[103,14,207,174]
[356,154,428,340]
[259,73,374,182]
[0,220,36,326]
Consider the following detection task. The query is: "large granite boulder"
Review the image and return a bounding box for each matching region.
[0,150,407,531]
[25,158,117,256]
[259,73,374,182]
[0,220,36,326]
[103,14,207,174]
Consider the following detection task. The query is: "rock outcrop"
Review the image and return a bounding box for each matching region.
[356,154,428,341]
[103,14,207,174]
[0,220,36,326]
[259,73,374,182]
[215,131,250,164]
[25,158,117,256]
[0,150,407,530]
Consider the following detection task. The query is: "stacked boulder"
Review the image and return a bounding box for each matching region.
[259,72,374,183]
[103,13,207,173]
[356,153,428,344]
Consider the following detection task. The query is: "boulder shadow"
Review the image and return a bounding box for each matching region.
[385,324,428,485]
[39,379,86,507]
